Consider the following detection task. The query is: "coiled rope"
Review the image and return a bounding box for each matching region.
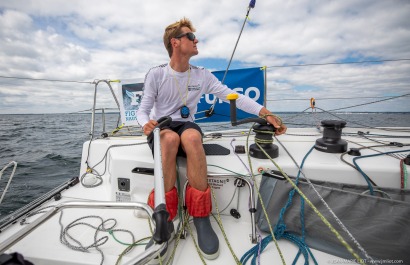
[58,211,136,265]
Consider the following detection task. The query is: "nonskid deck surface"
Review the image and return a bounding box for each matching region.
[1,127,409,264]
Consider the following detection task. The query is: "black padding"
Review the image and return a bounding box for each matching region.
[203,144,230,156]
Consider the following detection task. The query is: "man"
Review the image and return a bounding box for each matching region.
[136,17,286,261]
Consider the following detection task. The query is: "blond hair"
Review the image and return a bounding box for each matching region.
[163,17,196,58]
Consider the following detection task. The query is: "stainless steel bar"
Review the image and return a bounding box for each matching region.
[0,201,155,255]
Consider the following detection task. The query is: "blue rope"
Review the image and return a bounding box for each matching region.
[240,232,318,265]
[241,146,317,264]
[352,148,410,195]
[274,146,314,236]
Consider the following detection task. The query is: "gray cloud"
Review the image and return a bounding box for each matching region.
[0,0,409,114]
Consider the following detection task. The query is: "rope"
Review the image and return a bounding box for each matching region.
[83,142,147,188]
[401,159,408,189]
[255,141,364,264]
[271,146,317,265]
[210,187,242,264]
[326,93,410,112]
[115,236,151,265]
[0,75,94,84]
[207,0,256,115]
[247,128,366,264]
[169,185,243,265]
[353,149,410,195]
[0,161,18,204]
[298,107,410,134]
[244,126,287,265]
[274,136,375,262]
[58,211,136,265]
[265,58,410,69]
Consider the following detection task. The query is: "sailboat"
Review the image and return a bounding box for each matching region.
[0,76,409,265]
[1,0,409,263]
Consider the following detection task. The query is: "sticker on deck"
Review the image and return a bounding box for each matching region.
[116,192,131,202]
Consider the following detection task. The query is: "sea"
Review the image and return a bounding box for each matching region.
[1,112,410,218]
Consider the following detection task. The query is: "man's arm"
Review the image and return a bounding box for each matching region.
[204,70,287,135]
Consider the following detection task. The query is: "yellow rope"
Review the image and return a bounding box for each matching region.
[254,139,365,265]
[111,123,124,135]
[245,126,287,265]
[259,113,283,126]
[210,186,242,264]
[115,236,151,265]
[184,211,207,265]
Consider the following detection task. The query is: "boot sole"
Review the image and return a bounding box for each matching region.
[200,246,220,260]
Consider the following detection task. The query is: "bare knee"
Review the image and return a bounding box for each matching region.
[160,130,180,153]
[181,129,203,152]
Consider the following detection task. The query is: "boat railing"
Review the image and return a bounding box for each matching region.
[0,201,165,265]
[0,177,79,231]
[0,161,17,205]
[90,79,121,139]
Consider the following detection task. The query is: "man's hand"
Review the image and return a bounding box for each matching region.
[259,107,287,136]
[142,120,158,136]
[266,115,287,135]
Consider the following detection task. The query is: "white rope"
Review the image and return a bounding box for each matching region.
[0,161,18,204]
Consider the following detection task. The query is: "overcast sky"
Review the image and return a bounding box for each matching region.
[1,0,409,114]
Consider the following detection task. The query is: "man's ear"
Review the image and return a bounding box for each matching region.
[171,38,179,48]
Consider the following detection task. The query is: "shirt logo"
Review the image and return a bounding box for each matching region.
[188,84,201,91]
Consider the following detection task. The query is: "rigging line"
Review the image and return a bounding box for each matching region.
[273,136,375,262]
[244,125,287,265]
[266,95,410,101]
[340,142,409,175]
[208,2,256,114]
[69,108,120,114]
[315,107,410,132]
[327,93,410,112]
[0,75,94,84]
[254,141,365,264]
[265,58,410,69]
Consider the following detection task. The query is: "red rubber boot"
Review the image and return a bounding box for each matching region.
[185,185,220,260]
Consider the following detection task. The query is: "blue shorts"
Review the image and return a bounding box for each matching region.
[147,121,203,157]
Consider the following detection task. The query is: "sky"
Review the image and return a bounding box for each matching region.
[0,0,409,114]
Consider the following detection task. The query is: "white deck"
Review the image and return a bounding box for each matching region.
[1,127,409,264]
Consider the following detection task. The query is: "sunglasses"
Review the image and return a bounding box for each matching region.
[174,32,196,41]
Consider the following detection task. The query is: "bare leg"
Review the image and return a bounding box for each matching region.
[181,129,219,259]
[180,128,208,191]
[159,129,180,192]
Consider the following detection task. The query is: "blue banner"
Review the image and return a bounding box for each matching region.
[195,67,265,123]
[119,83,144,126]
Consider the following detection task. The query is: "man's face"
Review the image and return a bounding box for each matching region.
[175,26,199,57]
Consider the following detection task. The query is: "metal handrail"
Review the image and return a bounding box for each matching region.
[90,80,121,139]
[0,177,79,231]
[0,201,165,265]
[0,161,17,204]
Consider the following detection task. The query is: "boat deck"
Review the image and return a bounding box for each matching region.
[1,126,409,264]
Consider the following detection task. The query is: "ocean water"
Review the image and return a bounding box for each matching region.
[1,112,410,218]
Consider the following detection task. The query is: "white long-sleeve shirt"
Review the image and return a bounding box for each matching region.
[136,63,263,127]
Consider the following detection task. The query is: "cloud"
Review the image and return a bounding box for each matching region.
[0,0,409,114]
